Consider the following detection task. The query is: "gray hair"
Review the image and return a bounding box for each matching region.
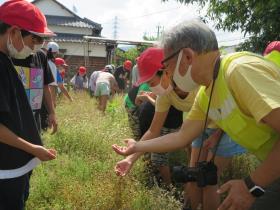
[161,20,218,54]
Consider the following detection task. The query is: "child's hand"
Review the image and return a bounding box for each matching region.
[112,139,137,156]
[114,158,133,176]
[32,145,57,161]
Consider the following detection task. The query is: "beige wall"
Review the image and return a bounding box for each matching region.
[58,42,106,57]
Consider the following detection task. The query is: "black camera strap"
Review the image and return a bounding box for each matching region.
[196,56,221,164]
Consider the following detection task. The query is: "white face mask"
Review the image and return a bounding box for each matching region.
[150,77,173,96]
[7,33,33,59]
[173,50,199,92]
[33,44,43,53]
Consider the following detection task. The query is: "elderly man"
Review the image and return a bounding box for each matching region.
[113,20,280,210]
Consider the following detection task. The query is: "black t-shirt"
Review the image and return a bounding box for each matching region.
[114,66,130,90]
[138,102,183,136]
[164,106,183,129]
[12,49,54,86]
[0,52,42,170]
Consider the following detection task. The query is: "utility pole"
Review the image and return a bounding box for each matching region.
[113,16,118,39]
[156,25,161,40]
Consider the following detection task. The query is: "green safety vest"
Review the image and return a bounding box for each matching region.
[265,50,280,68]
[197,52,279,161]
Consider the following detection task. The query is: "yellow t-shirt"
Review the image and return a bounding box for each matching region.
[155,89,198,113]
[187,55,280,123]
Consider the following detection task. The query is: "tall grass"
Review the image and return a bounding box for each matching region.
[26,92,258,210]
[26,92,181,210]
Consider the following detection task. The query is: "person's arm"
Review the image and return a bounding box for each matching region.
[0,123,56,161]
[113,119,205,156]
[250,107,280,187]
[43,85,58,134]
[135,92,156,106]
[58,83,73,102]
[125,111,169,163]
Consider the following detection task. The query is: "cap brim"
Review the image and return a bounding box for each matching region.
[135,71,157,86]
[29,28,56,37]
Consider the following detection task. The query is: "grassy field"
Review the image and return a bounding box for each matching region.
[26,92,258,210]
[26,92,182,210]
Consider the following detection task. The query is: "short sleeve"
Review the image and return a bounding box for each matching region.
[228,57,280,122]
[155,95,171,112]
[186,94,205,121]
[39,51,54,85]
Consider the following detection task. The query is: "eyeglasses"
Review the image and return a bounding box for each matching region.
[161,48,183,66]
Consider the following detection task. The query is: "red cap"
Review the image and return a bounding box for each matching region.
[0,0,55,37]
[79,66,87,74]
[264,41,280,55]
[123,60,132,70]
[136,47,164,85]
[55,58,68,66]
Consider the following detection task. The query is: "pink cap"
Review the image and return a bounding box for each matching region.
[264,41,280,55]
[136,47,164,85]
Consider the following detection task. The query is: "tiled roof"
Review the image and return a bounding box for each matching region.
[51,33,83,42]
[46,15,102,31]
[51,33,105,44]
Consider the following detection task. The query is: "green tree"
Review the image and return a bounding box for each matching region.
[115,47,140,66]
[163,0,280,53]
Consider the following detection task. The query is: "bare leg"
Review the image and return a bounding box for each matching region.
[202,153,232,210]
[98,95,109,112]
[49,86,57,108]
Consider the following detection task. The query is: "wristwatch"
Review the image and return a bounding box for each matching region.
[244,176,265,197]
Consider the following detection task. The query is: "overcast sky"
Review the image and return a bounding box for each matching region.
[0,0,246,46]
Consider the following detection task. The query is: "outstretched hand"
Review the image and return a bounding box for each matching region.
[114,158,133,176]
[112,139,137,156]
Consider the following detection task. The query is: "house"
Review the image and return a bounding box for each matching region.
[32,0,111,74]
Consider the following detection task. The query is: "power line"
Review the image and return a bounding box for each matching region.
[101,7,181,25]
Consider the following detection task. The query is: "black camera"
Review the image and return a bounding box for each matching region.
[172,161,218,188]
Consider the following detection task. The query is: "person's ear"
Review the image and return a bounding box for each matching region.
[182,48,195,65]
[165,68,173,79]
[7,26,21,39]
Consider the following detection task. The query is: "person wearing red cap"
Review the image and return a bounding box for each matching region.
[0,0,57,209]
[71,66,89,91]
[114,60,133,93]
[54,58,73,102]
